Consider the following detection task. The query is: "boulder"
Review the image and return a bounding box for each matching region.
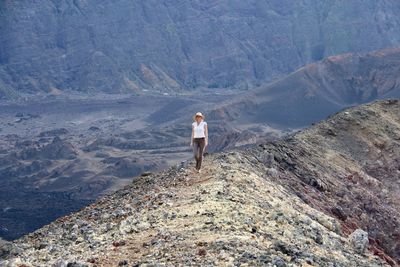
[349,229,369,254]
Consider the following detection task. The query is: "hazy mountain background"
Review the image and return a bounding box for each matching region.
[1,0,400,97]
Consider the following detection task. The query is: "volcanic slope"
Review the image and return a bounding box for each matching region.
[209,48,400,128]
[1,99,399,266]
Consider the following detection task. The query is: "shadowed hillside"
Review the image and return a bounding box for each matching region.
[209,48,400,128]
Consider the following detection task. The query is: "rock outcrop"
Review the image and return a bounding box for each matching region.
[1,99,399,266]
[2,1,400,97]
[349,229,369,255]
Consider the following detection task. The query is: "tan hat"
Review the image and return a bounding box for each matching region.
[193,112,204,120]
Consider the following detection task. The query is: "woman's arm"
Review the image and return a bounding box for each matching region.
[190,125,194,147]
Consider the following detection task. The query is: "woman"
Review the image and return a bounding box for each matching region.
[190,112,208,173]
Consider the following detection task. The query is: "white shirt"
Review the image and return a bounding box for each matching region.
[192,121,207,138]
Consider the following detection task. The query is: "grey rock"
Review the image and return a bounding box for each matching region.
[272,256,287,267]
[2,258,29,267]
[349,229,369,254]
[314,230,324,245]
[66,262,89,267]
[266,167,279,178]
[118,259,128,266]
[0,239,13,258]
[52,259,68,267]
[119,216,139,234]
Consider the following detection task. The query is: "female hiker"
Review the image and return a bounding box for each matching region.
[190,112,208,173]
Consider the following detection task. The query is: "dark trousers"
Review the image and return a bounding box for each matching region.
[193,137,205,170]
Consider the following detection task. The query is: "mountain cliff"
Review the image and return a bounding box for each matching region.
[1,99,399,266]
[2,1,400,97]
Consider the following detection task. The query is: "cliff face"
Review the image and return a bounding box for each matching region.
[1,99,399,266]
[2,1,400,97]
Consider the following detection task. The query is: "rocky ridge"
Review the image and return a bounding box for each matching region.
[1,99,399,266]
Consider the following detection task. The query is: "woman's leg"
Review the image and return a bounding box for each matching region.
[193,139,200,169]
[197,138,205,169]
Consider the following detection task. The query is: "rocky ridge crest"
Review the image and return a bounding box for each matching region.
[1,99,399,266]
